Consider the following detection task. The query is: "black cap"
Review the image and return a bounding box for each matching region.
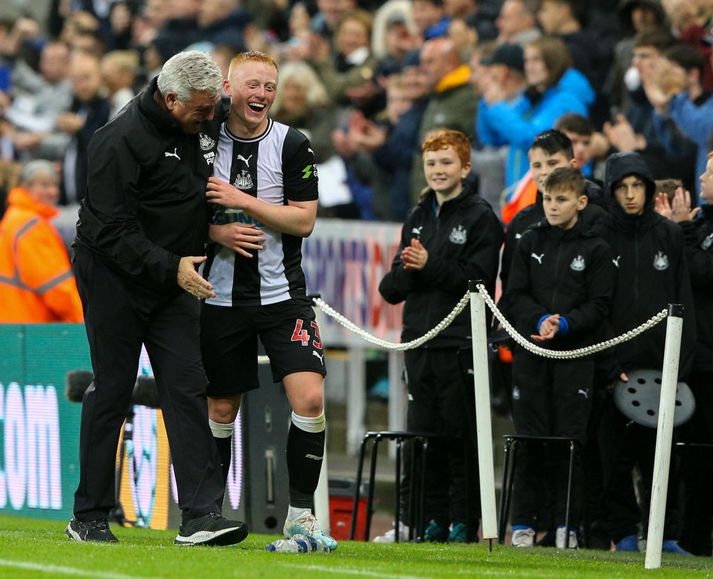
[480,43,524,73]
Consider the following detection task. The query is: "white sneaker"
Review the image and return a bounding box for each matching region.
[373,522,410,543]
[283,512,337,552]
[512,527,535,547]
[555,527,578,549]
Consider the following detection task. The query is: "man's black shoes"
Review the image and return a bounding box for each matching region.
[66,518,118,543]
[174,512,249,546]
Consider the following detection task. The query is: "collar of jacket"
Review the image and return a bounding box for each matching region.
[435,64,471,93]
[420,181,476,211]
[138,77,185,134]
[7,187,58,220]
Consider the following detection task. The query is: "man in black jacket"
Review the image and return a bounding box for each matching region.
[67,50,247,546]
[379,130,503,543]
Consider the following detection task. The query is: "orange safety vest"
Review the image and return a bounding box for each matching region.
[0,187,83,323]
[501,170,538,225]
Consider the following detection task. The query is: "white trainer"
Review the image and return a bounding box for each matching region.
[511,527,535,548]
[555,527,578,549]
[283,512,337,552]
[373,522,410,543]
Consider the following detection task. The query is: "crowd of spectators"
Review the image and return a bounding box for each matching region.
[0,0,711,224]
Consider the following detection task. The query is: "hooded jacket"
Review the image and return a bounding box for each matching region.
[75,77,218,294]
[379,184,504,347]
[505,217,616,349]
[599,152,696,379]
[0,187,83,322]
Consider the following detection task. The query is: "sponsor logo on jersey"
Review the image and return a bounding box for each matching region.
[531,252,544,264]
[653,251,669,271]
[203,151,215,165]
[302,164,315,179]
[237,154,252,167]
[570,255,585,271]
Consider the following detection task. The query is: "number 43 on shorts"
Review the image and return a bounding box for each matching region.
[290,319,323,349]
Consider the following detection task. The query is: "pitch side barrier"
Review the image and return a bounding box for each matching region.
[310,281,680,569]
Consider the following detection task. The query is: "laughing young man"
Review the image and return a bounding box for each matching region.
[199,51,336,551]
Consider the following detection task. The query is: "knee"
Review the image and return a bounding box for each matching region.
[208,396,240,423]
[294,390,324,416]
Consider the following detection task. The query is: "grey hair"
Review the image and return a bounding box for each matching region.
[20,160,59,185]
[157,50,223,102]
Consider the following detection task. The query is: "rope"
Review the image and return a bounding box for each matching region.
[310,285,668,357]
[475,283,668,359]
[311,293,470,351]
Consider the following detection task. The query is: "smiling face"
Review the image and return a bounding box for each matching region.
[166,90,220,134]
[423,145,470,200]
[226,60,278,138]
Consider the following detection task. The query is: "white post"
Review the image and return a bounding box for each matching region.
[469,281,498,540]
[346,345,366,456]
[645,305,684,570]
[314,439,331,535]
[387,350,406,459]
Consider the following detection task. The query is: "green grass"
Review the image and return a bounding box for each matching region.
[0,516,711,578]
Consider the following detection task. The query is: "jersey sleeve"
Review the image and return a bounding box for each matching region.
[282,128,319,202]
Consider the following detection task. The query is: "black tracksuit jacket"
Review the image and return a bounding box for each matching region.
[505,218,616,349]
[74,77,219,294]
[379,185,504,347]
[680,204,713,373]
[599,152,697,380]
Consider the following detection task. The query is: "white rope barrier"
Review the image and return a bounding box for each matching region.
[477,284,668,358]
[311,285,668,357]
[311,293,470,351]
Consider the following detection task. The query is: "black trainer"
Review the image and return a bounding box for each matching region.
[174,513,248,546]
[65,518,118,543]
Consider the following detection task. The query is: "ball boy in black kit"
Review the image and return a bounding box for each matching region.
[504,167,616,549]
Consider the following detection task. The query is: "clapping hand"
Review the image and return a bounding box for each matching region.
[402,238,429,270]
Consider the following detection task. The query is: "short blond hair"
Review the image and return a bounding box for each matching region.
[228,50,279,76]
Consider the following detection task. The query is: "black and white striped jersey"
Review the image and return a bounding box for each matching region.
[204,118,319,307]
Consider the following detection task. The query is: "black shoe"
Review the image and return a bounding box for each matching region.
[174,512,248,546]
[66,518,118,543]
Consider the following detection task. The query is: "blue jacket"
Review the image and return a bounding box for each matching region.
[653,92,713,199]
[477,68,594,191]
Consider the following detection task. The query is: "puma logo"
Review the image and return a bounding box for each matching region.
[312,350,324,364]
[578,388,589,399]
[237,154,252,167]
[613,255,621,268]
[531,252,544,264]
[164,147,180,160]
[304,454,323,461]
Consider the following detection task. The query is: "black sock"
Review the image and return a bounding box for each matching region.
[286,423,325,508]
[214,435,232,484]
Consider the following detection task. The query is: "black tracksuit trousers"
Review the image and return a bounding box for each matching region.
[72,248,224,523]
[510,353,593,529]
[400,348,480,534]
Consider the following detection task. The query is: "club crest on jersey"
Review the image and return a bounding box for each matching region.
[570,255,585,271]
[702,233,713,251]
[199,132,215,151]
[233,170,253,190]
[653,251,669,271]
[449,225,467,245]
